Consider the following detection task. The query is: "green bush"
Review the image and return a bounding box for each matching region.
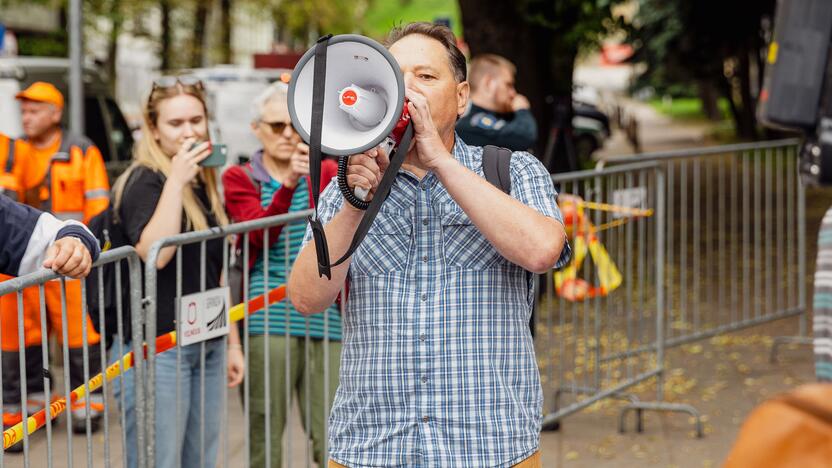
[17,31,68,57]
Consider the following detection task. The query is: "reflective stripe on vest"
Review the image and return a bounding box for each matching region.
[84,188,110,200]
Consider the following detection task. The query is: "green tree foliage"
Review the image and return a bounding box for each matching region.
[627,0,777,138]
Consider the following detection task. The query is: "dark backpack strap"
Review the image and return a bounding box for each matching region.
[240,163,260,191]
[482,145,512,194]
[5,138,15,173]
[58,132,93,156]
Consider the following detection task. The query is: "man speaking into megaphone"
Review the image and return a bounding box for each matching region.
[289,22,570,468]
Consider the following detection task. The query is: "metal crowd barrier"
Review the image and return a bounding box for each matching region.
[600,139,806,354]
[5,139,802,467]
[0,246,145,468]
[143,210,340,467]
[536,160,702,436]
[544,138,805,433]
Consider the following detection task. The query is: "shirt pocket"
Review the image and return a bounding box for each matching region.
[440,209,503,270]
[351,213,412,277]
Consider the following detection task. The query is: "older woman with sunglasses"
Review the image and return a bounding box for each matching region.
[223,82,342,467]
[110,75,244,468]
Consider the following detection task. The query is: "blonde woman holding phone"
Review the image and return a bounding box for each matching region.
[110,76,244,468]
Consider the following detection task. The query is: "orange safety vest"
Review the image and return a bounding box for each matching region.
[0,133,29,201]
[25,132,110,224]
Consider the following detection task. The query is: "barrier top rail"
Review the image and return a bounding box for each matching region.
[552,160,660,183]
[145,210,311,263]
[597,138,801,166]
[0,245,139,295]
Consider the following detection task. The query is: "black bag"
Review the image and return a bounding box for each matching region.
[86,192,135,348]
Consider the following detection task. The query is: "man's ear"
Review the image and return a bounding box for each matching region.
[456,81,470,117]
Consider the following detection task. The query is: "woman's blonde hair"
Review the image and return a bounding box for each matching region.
[112,80,228,231]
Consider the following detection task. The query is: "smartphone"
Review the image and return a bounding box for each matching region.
[191,141,228,168]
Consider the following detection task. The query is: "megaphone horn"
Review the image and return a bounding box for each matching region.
[288,34,410,208]
[289,34,415,279]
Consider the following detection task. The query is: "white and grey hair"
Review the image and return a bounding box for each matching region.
[251,82,290,123]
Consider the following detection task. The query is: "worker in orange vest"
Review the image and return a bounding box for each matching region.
[0,132,30,201]
[0,131,36,450]
[1,82,109,438]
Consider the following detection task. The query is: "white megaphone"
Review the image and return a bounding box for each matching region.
[287,34,411,204]
[287,34,414,280]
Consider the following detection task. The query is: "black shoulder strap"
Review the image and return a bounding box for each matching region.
[58,132,93,157]
[306,34,415,279]
[240,164,260,191]
[5,138,15,174]
[482,145,512,194]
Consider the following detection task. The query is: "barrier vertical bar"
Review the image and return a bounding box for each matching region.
[79,280,93,468]
[16,291,30,467]
[60,279,73,468]
[38,284,53,468]
[97,268,111,468]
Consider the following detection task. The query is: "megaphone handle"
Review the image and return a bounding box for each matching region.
[354,186,370,201]
[353,138,396,202]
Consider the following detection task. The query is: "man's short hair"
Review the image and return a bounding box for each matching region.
[385,22,467,83]
[251,82,289,123]
[468,54,516,93]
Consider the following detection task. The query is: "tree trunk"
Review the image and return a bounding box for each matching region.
[219,0,232,64]
[458,0,576,172]
[160,0,172,71]
[697,79,721,121]
[106,2,122,96]
[191,1,209,68]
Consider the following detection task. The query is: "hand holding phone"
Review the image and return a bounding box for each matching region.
[191,141,228,168]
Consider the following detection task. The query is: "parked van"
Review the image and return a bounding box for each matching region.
[0,57,134,181]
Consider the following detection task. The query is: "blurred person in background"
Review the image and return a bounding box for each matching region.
[109,75,244,468]
[1,83,109,436]
[456,54,538,152]
[223,82,342,467]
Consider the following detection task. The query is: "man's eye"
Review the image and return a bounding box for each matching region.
[419,74,435,80]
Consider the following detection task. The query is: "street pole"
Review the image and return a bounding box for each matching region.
[69,0,84,135]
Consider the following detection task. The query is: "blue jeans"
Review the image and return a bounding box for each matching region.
[111,338,225,468]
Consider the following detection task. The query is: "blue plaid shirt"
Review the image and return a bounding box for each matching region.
[304,137,570,467]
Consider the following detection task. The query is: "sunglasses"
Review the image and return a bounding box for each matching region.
[151,75,204,93]
[260,120,293,134]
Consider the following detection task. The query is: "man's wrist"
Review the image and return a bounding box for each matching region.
[340,202,365,219]
[431,154,459,180]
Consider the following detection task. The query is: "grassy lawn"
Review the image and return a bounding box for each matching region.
[649,97,732,121]
[363,0,461,40]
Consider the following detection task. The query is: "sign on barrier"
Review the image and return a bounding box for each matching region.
[180,286,231,346]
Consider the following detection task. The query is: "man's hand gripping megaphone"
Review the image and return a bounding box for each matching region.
[344,87,452,204]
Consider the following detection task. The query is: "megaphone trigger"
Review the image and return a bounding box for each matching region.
[354,186,370,202]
